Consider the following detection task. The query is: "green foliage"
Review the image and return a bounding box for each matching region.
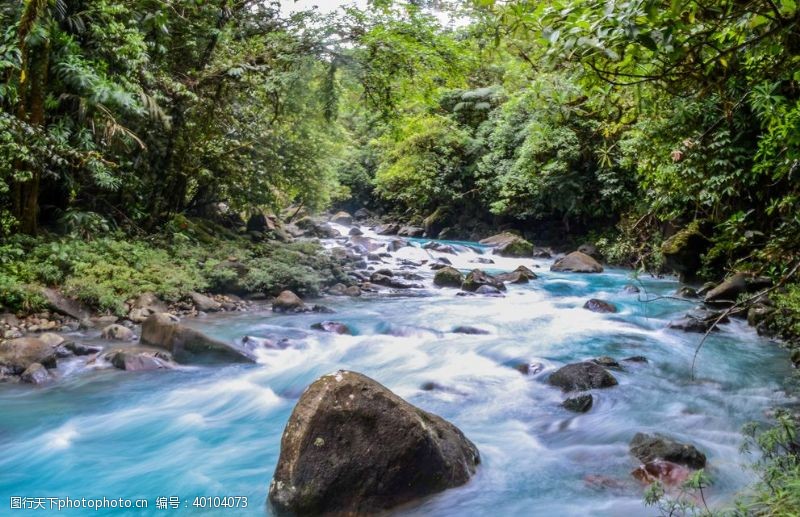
[643,470,712,517]
[772,285,800,341]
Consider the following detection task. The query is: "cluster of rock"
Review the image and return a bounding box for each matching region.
[1,311,79,339]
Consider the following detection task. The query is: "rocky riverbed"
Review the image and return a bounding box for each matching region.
[0,216,794,516]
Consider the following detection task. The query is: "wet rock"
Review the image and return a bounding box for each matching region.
[547,362,618,391]
[330,211,353,226]
[470,257,495,265]
[697,282,716,297]
[370,274,423,289]
[375,223,400,235]
[475,285,504,296]
[398,225,425,237]
[101,324,135,341]
[660,221,711,281]
[478,232,534,258]
[577,243,602,261]
[348,227,363,237]
[295,217,339,238]
[631,460,691,487]
[20,363,51,385]
[420,381,444,391]
[462,269,506,292]
[704,272,773,307]
[310,321,353,335]
[0,337,58,374]
[592,356,621,369]
[629,433,706,469]
[350,235,383,252]
[311,305,335,314]
[514,361,545,375]
[272,290,306,313]
[37,332,65,347]
[563,394,593,413]
[668,309,728,333]
[268,371,480,515]
[623,356,648,363]
[65,342,102,356]
[140,313,254,364]
[533,247,553,259]
[423,242,457,254]
[452,326,490,335]
[128,292,169,323]
[622,284,640,294]
[551,252,603,273]
[106,347,175,371]
[188,291,222,312]
[386,238,409,252]
[344,286,362,297]
[583,299,617,313]
[436,257,453,265]
[434,266,465,288]
[496,266,538,284]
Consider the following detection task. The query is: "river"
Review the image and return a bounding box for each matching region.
[0,226,792,516]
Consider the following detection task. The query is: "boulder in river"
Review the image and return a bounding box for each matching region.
[479,232,534,257]
[434,266,465,288]
[0,337,58,374]
[272,290,306,313]
[375,223,400,235]
[547,361,618,391]
[496,266,538,284]
[140,313,254,364]
[563,393,593,413]
[583,299,617,313]
[423,241,457,254]
[268,370,480,515]
[398,225,425,237]
[551,252,603,273]
[20,363,51,385]
[475,285,504,296]
[101,324,135,341]
[629,432,706,470]
[330,211,353,226]
[462,269,506,292]
[188,291,222,312]
[668,309,729,333]
[310,321,353,335]
[105,347,175,371]
[452,326,490,335]
[386,238,409,252]
[592,356,621,369]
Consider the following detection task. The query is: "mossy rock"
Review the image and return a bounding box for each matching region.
[434,266,464,288]
[660,220,710,281]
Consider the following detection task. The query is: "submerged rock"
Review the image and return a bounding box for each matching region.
[310,321,353,335]
[563,393,593,413]
[583,299,617,313]
[475,285,504,296]
[629,433,706,470]
[268,370,480,515]
[140,313,254,364]
[551,252,603,273]
[452,326,490,335]
[434,266,465,288]
[548,361,618,391]
[514,361,545,375]
[462,269,506,292]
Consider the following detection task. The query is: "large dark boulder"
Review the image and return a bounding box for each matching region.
[551,252,603,273]
[0,337,58,374]
[140,313,254,364]
[330,211,353,226]
[547,361,618,391]
[398,225,425,237]
[660,221,710,281]
[462,269,506,292]
[434,266,465,288]
[563,394,593,413]
[629,433,706,470]
[268,371,480,515]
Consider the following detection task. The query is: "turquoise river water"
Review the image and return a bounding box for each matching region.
[0,226,794,516]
